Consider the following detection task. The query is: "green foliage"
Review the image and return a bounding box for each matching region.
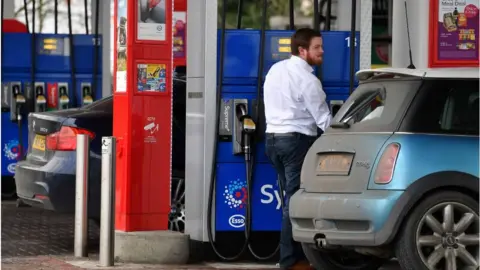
[217,0,304,29]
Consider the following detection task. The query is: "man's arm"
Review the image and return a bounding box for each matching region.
[302,79,332,132]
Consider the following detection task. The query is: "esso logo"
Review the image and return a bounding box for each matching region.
[228,214,245,228]
[7,163,16,174]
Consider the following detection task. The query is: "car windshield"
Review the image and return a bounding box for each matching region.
[329,79,422,133]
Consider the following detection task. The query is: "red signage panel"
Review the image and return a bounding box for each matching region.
[429,0,480,67]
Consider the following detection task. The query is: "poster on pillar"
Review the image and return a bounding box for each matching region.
[137,0,166,41]
[137,63,167,92]
[116,0,128,92]
[173,12,186,59]
[429,0,480,67]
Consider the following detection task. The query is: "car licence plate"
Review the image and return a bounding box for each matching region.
[316,153,354,176]
[32,135,46,151]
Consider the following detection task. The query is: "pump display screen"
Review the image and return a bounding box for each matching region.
[38,38,65,56]
[270,37,291,60]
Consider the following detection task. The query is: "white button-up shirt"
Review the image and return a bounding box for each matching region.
[263,55,332,136]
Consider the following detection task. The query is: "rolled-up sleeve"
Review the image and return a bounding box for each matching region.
[301,79,332,132]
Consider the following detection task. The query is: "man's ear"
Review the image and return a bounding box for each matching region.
[298,46,307,56]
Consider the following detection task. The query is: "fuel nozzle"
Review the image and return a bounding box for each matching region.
[236,103,256,161]
[58,85,70,109]
[35,85,47,112]
[13,86,26,121]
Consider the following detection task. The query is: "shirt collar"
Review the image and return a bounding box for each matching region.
[290,55,314,73]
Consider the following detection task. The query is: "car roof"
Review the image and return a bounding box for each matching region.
[356,67,479,81]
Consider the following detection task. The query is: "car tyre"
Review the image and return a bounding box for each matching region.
[395,191,479,270]
[2,176,17,200]
[301,243,385,270]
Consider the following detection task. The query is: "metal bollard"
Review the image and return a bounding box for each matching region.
[74,134,90,257]
[99,137,116,266]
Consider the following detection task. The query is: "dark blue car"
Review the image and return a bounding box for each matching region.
[14,75,186,232]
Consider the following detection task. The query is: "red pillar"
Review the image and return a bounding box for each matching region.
[113,0,173,232]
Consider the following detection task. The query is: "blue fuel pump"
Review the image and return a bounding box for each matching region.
[206,0,360,262]
[1,0,103,197]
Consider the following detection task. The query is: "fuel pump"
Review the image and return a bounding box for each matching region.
[207,0,304,262]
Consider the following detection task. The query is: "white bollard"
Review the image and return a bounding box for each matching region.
[99,137,116,266]
[74,134,90,257]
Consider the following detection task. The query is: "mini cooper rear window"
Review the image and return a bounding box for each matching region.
[330,80,421,133]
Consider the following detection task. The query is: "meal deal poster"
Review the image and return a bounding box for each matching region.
[173,12,186,59]
[429,0,480,67]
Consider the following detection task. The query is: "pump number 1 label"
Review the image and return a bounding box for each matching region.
[345,37,358,47]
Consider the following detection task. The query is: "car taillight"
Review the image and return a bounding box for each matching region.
[46,126,95,151]
[374,143,400,184]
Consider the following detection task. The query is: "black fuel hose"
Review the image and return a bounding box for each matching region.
[325,0,332,31]
[236,0,243,29]
[54,0,58,34]
[84,0,89,34]
[67,0,78,107]
[21,0,37,160]
[1,0,4,70]
[206,0,250,261]
[30,0,36,114]
[313,0,322,81]
[91,0,100,105]
[23,0,30,33]
[349,0,357,94]
[17,106,23,160]
[289,0,294,30]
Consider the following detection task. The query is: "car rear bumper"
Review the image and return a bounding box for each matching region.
[14,161,76,213]
[289,189,403,247]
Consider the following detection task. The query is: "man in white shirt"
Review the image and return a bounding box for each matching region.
[263,28,332,270]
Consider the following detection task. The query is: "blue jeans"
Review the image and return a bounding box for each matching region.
[265,132,317,269]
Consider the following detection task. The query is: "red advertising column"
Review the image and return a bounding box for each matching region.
[113,0,173,231]
[429,0,479,67]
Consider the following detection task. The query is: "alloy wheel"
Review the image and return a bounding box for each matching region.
[415,202,479,270]
[169,176,185,233]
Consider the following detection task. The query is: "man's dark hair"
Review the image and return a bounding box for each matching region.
[290,28,322,56]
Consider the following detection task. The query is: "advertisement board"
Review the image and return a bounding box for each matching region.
[429,0,479,67]
[173,12,186,59]
[137,0,166,41]
[116,0,128,92]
